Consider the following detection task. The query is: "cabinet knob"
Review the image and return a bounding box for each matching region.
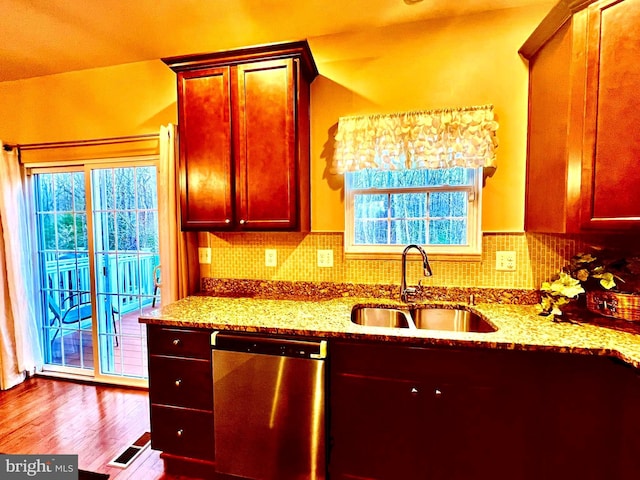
[225,219,231,224]
[239,219,246,224]
[172,338,181,347]
[176,429,184,438]
[434,388,443,397]
[410,387,419,394]
[175,379,182,388]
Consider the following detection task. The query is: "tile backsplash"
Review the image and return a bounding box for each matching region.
[200,231,638,291]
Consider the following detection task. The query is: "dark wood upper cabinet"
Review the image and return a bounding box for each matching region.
[521,0,640,233]
[163,41,318,231]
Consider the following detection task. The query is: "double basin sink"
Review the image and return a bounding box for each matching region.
[351,304,496,333]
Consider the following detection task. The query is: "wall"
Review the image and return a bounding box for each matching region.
[0,4,549,230]
[0,60,177,142]
[0,4,564,292]
[309,5,550,232]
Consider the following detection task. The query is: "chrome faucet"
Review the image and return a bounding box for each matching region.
[401,244,433,303]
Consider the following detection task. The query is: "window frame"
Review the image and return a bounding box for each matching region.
[344,167,483,261]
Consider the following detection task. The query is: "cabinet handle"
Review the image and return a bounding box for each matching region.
[175,379,182,388]
[176,429,184,438]
[225,219,231,224]
[239,219,246,224]
[172,338,181,347]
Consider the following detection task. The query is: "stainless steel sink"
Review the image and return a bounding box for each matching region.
[351,307,412,328]
[411,307,496,333]
[351,305,496,333]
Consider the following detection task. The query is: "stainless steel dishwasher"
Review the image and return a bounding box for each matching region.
[211,331,327,480]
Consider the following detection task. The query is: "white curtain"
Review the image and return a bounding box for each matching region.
[0,142,43,390]
[331,104,499,174]
[158,125,189,304]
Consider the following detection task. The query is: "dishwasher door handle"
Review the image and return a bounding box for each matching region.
[211,331,328,360]
[310,340,328,359]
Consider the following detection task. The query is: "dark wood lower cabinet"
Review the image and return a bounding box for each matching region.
[150,405,214,461]
[618,364,640,479]
[531,353,620,480]
[330,375,530,480]
[147,325,216,474]
[330,373,426,479]
[329,342,532,480]
[429,381,531,480]
[329,341,636,480]
[144,328,639,480]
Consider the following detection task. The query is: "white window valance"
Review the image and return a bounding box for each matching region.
[330,104,499,174]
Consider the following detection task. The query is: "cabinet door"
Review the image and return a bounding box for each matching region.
[147,325,211,359]
[150,405,214,461]
[148,356,212,410]
[234,59,298,230]
[580,0,640,231]
[534,354,619,479]
[330,372,427,480]
[178,67,234,230]
[619,367,640,478]
[427,381,531,480]
[525,21,576,233]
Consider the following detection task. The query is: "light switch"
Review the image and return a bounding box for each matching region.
[198,247,212,264]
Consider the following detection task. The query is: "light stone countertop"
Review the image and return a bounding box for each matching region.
[139,295,640,369]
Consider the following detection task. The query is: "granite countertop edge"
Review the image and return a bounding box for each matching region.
[139,295,640,370]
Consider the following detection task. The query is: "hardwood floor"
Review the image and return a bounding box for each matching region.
[0,377,202,479]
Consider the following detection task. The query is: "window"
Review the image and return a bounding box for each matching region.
[332,104,498,260]
[345,167,482,258]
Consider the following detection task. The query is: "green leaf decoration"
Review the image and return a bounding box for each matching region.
[539,249,637,318]
[598,272,616,290]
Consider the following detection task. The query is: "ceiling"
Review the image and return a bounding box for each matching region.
[0,0,554,83]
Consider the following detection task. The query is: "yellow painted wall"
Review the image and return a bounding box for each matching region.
[309,5,550,233]
[0,4,550,234]
[0,60,176,143]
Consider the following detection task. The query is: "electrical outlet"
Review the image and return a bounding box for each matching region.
[198,247,212,264]
[317,249,334,268]
[496,251,516,271]
[265,249,277,267]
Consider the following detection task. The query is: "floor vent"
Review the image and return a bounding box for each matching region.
[108,432,151,468]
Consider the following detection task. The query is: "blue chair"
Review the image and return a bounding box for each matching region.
[48,292,119,347]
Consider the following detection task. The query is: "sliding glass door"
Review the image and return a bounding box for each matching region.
[36,170,92,370]
[91,166,159,378]
[33,161,159,383]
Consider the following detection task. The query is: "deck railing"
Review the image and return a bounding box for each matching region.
[44,251,158,314]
